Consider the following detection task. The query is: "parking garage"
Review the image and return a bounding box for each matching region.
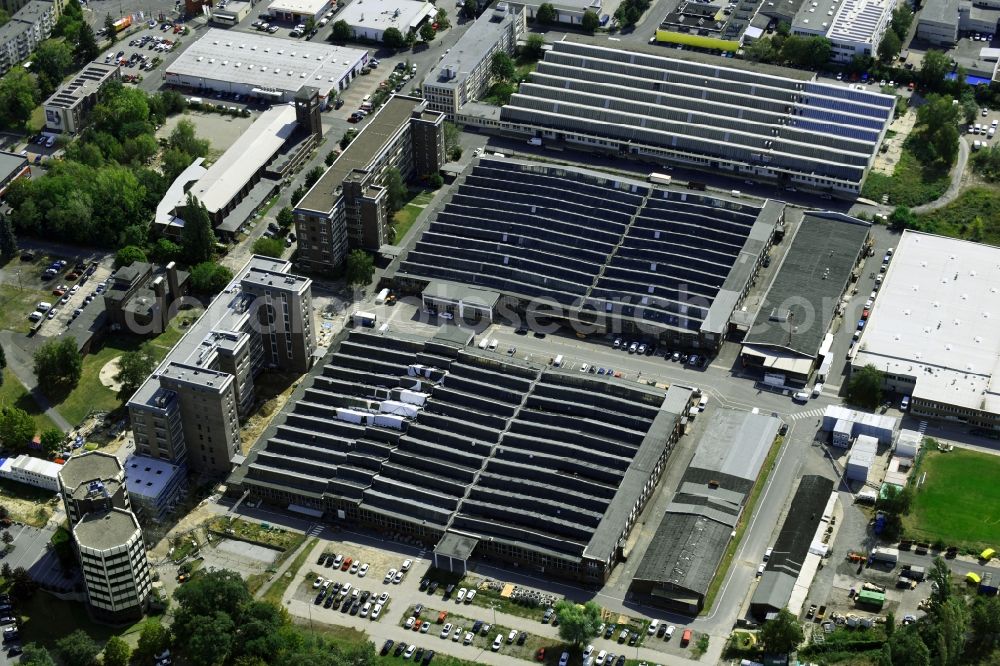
[229,328,693,583]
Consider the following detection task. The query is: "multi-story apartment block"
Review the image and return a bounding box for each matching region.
[294,95,444,273]
[0,0,56,75]
[422,4,525,119]
[128,256,315,476]
[43,61,121,134]
[58,453,152,623]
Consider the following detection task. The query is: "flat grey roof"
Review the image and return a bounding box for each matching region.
[43,62,119,111]
[58,452,123,493]
[424,9,519,92]
[165,28,368,97]
[73,509,139,551]
[689,408,780,482]
[337,0,435,32]
[919,0,960,24]
[434,530,479,560]
[298,95,423,213]
[743,211,870,358]
[0,151,27,184]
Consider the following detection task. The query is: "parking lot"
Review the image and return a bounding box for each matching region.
[32,259,112,336]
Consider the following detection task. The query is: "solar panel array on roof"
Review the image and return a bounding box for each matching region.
[396,158,769,340]
[498,41,894,188]
[238,329,676,575]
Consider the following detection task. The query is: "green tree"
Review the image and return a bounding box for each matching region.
[435,6,451,29]
[0,69,40,128]
[491,52,516,82]
[886,626,930,666]
[19,644,57,666]
[383,27,405,49]
[922,597,967,666]
[780,35,832,68]
[168,119,210,157]
[74,22,99,63]
[554,600,601,646]
[304,17,316,32]
[920,50,951,90]
[135,620,171,664]
[968,216,985,243]
[276,206,294,228]
[101,636,130,666]
[759,607,804,654]
[522,33,545,60]
[39,428,63,456]
[252,237,285,258]
[888,205,918,231]
[535,2,557,23]
[304,166,325,189]
[0,214,17,259]
[928,556,953,609]
[114,245,147,268]
[9,566,36,601]
[161,147,196,182]
[0,407,35,450]
[33,39,74,94]
[181,194,216,264]
[103,14,116,42]
[744,37,776,63]
[55,629,99,666]
[324,150,337,166]
[463,0,478,18]
[189,262,233,294]
[420,22,436,42]
[339,129,357,150]
[383,166,408,212]
[428,172,444,188]
[878,30,901,63]
[0,9,8,27]
[114,347,156,402]
[33,338,82,397]
[914,94,960,165]
[151,237,182,264]
[582,9,600,31]
[344,249,374,288]
[970,595,1000,655]
[891,6,913,40]
[331,20,352,42]
[846,364,884,409]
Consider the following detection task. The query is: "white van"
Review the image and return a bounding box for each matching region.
[527,137,542,146]
[553,354,563,367]
[812,383,824,398]
[36,301,52,312]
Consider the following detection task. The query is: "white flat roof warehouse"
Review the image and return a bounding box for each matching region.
[854,231,1000,412]
[268,0,330,17]
[337,0,436,38]
[165,29,368,99]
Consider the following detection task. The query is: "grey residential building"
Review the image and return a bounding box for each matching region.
[58,453,152,623]
[128,256,315,476]
[494,40,895,196]
[43,61,121,134]
[422,4,525,119]
[294,95,444,273]
[0,0,55,75]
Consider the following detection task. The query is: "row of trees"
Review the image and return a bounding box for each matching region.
[743,26,833,70]
[877,7,913,63]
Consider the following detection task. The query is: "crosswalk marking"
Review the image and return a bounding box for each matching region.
[786,407,826,421]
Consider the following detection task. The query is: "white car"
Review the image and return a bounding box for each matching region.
[464,632,474,645]
[559,653,570,666]
[384,568,396,583]
[492,634,503,651]
[312,577,324,589]
[456,588,466,603]
[452,625,462,641]
[465,589,476,603]
[441,622,453,638]
[665,625,676,639]
[392,571,403,584]
[792,391,810,403]
[404,645,416,659]
[377,592,389,605]
[405,616,416,630]
[583,645,595,659]
[360,602,371,618]
[371,603,382,619]
[358,563,369,577]
[401,559,412,571]
[596,650,608,665]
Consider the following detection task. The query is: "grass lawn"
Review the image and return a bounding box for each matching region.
[0,369,58,434]
[0,284,56,335]
[52,309,203,427]
[916,187,1000,246]
[262,537,318,606]
[904,448,1000,551]
[17,590,125,649]
[702,434,785,613]
[861,144,951,207]
[392,189,435,244]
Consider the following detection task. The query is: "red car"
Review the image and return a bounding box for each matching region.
[535,648,545,661]
[52,288,66,296]
[862,308,870,319]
